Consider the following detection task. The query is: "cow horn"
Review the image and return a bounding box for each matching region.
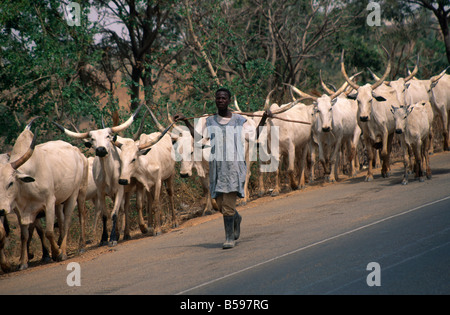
[285,84,318,101]
[430,66,449,83]
[403,54,419,82]
[329,71,362,100]
[132,108,149,141]
[270,100,300,114]
[263,89,275,111]
[10,130,37,170]
[166,102,185,134]
[145,104,166,133]
[25,116,41,131]
[320,70,336,95]
[370,46,391,90]
[341,50,361,91]
[110,104,142,133]
[53,121,90,139]
[138,123,174,150]
[233,96,242,112]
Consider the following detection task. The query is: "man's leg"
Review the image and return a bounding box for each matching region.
[221,192,238,249]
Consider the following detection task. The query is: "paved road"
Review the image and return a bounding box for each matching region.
[1,152,450,296]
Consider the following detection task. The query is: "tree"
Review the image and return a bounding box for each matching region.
[406,0,450,64]
[0,0,103,146]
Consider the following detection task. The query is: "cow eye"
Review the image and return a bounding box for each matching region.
[7,182,13,189]
[131,158,136,163]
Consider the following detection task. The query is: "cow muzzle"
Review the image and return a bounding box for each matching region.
[180,173,190,178]
[395,129,403,134]
[95,147,108,157]
[322,126,331,132]
[359,116,369,122]
[118,179,129,185]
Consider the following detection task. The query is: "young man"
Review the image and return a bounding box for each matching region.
[174,88,270,249]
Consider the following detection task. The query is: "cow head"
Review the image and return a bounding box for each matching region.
[341,48,391,122]
[0,132,37,214]
[53,105,142,158]
[391,105,413,134]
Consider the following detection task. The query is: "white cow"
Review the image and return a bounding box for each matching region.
[391,103,431,184]
[341,48,400,181]
[290,74,361,183]
[117,130,177,236]
[262,101,314,196]
[0,128,88,270]
[428,72,450,150]
[53,105,141,246]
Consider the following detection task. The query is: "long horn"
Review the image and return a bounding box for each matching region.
[263,89,275,111]
[53,121,90,139]
[233,96,242,112]
[10,130,37,170]
[132,108,149,141]
[285,84,318,101]
[110,104,142,133]
[166,102,185,134]
[371,46,391,90]
[329,71,362,100]
[341,50,361,91]
[145,104,166,132]
[367,67,382,82]
[403,54,419,82]
[138,123,174,150]
[430,66,449,83]
[320,70,336,95]
[271,99,300,114]
[25,116,41,131]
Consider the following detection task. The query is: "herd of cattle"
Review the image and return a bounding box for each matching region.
[1,49,449,273]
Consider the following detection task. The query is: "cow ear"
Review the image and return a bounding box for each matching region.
[139,148,151,155]
[373,94,387,102]
[347,92,357,100]
[17,173,35,183]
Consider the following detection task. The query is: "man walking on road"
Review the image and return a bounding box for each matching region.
[174,88,270,249]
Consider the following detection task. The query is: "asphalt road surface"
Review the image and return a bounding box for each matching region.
[1,152,449,296]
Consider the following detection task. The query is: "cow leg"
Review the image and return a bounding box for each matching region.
[424,136,432,179]
[123,192,131,240]
[96,193,108,246]
[33,219,51,263]
[364,138,374,182]
[147,187,159,235]
[329,138,343,183]
[0,215,11,273]
[381,133,394,178]
[136,182,148,233]
[42,197,63,262]
[200,176,214,215]
[297,146,308,189]
[272,166,281,196]
[443,112,450,151]
[18,223,30,270]
[58,194,78,261]
[76,189,87,252]
[109,188,124,246]
[288,145,298,191]
[401,141,409,185]
[165,175,178,228]
[152,181,163,236]
[413,143,425,182]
